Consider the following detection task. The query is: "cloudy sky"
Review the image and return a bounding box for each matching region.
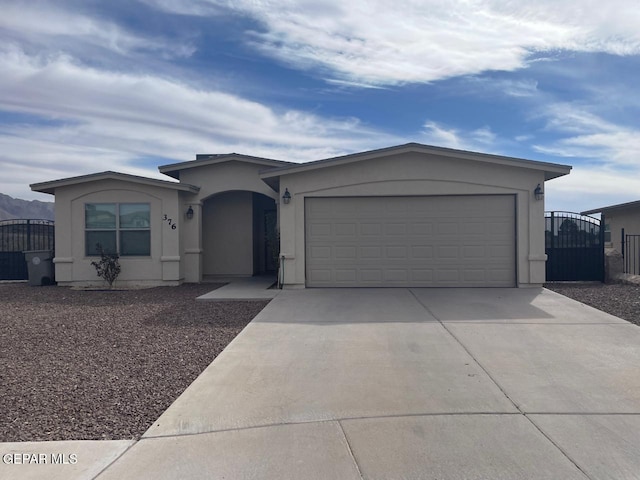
[1,0,640,212]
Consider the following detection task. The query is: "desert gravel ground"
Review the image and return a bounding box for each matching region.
[0,283,268,442]
[545,282,640,326]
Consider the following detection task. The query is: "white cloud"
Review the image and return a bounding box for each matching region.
[419,110,640,212]
[499,79,539,98]
[545,166,640,213]
[422,122,466,150]
[0,47,399,199]
[534,103,640,167]
[422,121,497,151]
[532,103,640,210]
[139,0,223,16]
[471,126,497,145]
[153,0,640,86]
[515,134,534,142]
[0,1,195,59]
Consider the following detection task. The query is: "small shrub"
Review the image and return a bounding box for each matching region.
[91,244,121,288]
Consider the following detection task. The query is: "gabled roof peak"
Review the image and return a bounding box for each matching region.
[159,153,294,179]
[260,142,572,181]
[195,153,234,160]
[30,171,199,195]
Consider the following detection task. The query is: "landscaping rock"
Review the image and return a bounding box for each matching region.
[0,283,268,442]
[545,282,640,326]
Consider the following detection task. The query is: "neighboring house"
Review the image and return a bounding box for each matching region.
[582,200,640,252]
[30,143,571,288]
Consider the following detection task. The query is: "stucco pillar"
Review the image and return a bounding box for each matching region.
[528,182,547,285]
[278,188,301,288]
[160,192,182,282]
[52,195,73,283]
[182,201,202,283]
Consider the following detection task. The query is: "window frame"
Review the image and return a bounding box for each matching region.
[85,202,151,257]
[604,223,611,245]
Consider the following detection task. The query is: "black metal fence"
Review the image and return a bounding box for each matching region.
[0,219,55,280]
[545,211,604,282]
[622,231,640,275]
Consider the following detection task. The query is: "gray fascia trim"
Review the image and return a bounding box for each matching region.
[30,171,200,194]
[259,143,572,180]
[582,199,640,215]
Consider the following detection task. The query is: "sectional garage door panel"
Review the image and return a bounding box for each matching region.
[305,196,516,287]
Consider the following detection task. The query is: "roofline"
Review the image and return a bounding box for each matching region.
[159,153,294,179]
[260,142,572,181]
[582,199,640,215]
[30,171,200,195]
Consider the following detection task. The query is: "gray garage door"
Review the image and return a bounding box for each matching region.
[305,195,516,287]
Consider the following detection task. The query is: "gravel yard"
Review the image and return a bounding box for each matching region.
[0,283,268,442]
[545,282,640,326]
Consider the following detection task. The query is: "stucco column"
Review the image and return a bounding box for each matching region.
[52,194,73,283]
[182,201,202,283]
[528,182,547,285]
[278,188,300,287]
[160,192,182,282]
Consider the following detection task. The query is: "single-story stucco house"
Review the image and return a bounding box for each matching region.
[581,200,640,279]
[30,143,571,288]
[582,200,640,252]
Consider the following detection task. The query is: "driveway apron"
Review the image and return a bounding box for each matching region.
[94,287,640,480]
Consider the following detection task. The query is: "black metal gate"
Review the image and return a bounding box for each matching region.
[545,211,604,281]
[622,232,640,275]
[0,219,55,280]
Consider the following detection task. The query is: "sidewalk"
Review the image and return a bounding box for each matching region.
[0,440,134,480]
[196,276,279,301]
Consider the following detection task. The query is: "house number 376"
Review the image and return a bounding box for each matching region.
[163,214,177,230]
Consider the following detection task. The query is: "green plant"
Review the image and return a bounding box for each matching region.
[90,244,121,288]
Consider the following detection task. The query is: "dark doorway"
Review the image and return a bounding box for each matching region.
[252,193,278,275]
[264,210,278,273]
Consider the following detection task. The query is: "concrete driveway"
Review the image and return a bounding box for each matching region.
[85,289,640,478]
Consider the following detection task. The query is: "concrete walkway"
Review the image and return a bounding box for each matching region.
[4,288,640,479]
[196,276,279,301]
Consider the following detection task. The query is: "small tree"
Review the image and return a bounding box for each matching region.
[91,243,121,288]
[559,219,579,234]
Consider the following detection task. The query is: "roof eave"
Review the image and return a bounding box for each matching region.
[30,171,200,195]
[260,143,572,180]
[582,199,640,215]
[544,166,573,181]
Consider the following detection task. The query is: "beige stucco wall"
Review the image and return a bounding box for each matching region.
[277,151,547,288]
[202,191,254,276]
[52,179,186,287]
[178,161,279,281]
[604,208,640,252]
[179,161,279,200]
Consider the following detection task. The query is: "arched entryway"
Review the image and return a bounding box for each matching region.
[202,191,277,278]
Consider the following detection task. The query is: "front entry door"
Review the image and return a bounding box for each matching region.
[264,210,278,273]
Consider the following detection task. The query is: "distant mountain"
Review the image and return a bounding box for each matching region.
[0,193,54,221]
